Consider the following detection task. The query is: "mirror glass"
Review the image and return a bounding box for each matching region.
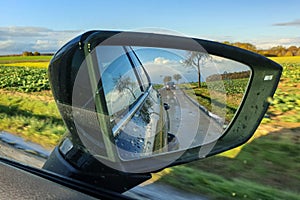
[72,45,251,161]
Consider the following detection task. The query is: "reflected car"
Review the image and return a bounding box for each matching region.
[167,133,179,151]
[166,81,176,90]
[92,46,180,158]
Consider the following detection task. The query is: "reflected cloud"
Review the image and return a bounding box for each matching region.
[153,57,173,64]
[143,58,194,84]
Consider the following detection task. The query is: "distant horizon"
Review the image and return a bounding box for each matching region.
[0,37,299,57]
[0,52,54,57]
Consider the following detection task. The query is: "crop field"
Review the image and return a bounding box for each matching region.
[0,55,52,64]
[0,66,49,92]
[0,55,51,69]
[0,55,299,199]
[270,55,300,64]
[2,62,50,68]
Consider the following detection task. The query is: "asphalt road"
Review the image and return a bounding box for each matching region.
[0,132,50,168]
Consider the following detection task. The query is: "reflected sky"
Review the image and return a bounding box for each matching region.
[133,47,251,84]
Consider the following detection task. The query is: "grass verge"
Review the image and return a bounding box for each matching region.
[159,128,300,199]
[0,90,65,148]
[160,165,299,200]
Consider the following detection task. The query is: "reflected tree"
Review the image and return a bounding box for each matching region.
[163,76,172,84]
[173,74,182,84]
[183,51,211,88]
[114,75,137,99]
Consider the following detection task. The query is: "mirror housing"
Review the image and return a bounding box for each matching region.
[44,30,282,191]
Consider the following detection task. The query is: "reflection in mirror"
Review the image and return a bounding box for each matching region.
[135,47,251,151]
[72,45,251,161]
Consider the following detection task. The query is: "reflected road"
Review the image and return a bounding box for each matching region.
[160,88,224,149]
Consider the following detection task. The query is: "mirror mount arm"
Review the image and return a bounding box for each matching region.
[44,146,152,193]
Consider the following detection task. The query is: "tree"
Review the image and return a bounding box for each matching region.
[234,42,257,52]
[284,51,293,57]
[288,46,298,55]
[183,51,211,88]
[22,51,33,56]
[33,51,40,56]
[163,76,172,84]
[173,74,182,84]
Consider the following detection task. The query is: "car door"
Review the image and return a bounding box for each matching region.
[97,46,169,160]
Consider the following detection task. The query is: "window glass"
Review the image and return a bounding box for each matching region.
[96,46,143,117]
[127,49,150,91]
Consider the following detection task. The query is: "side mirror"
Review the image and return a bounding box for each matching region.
[44,30,281,191]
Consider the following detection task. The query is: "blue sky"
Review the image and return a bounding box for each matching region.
[1,0,300,54]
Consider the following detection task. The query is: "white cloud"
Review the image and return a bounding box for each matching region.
[32,39,62,52]
[142,57,198,84]
[0,26,82,55]
[195,33,300,50]
[0,40,15,49]
[248,37,300,49]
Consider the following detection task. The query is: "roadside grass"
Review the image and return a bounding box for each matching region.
[180,78,248,123]
[160,166,299,200]
[0,90,65,148]
[159,128,300,199]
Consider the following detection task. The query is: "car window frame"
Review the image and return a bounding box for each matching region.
[99,46,144,120]
[125,46,151,91]
[106,46,153,137]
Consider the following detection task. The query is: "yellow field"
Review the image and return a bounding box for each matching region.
[2,62,50,68]
[269,56,300,64]
[1,55,299,68]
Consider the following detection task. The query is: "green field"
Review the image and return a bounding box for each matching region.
[0,55,299,199]
[0,66,50,92]
[0,55,52,64]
